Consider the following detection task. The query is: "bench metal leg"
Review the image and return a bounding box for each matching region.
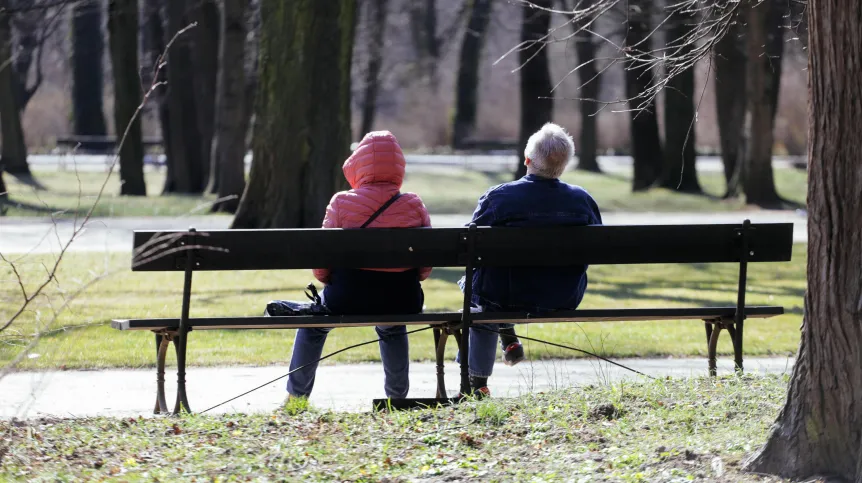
[434,328,447,398]
[154,332,172,414]
[172,333,191,414]
[726,323,744,373]
[707,322,722,377]
[705,318,744,377]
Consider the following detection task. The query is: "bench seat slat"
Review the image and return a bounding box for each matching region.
[112,306,783,331]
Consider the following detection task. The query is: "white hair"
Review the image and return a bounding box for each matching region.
[524,123,575,179]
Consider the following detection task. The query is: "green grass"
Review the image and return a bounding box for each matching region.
[0,375,790,481]
[3,167,808,217]
[3,170,221,218]
[0,245,805,370]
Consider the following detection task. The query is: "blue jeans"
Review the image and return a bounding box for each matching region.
[453,320,515,378]
[286,269,422,398]
[286,324,410,398]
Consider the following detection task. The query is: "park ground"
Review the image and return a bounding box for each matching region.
[1,168,805,481]
[0,375,789,482]
[1,166,807,369]
[2,166,807,217]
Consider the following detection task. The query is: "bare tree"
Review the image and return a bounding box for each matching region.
[452,0,492,148]
[515,0,553,180]
[108,0,146,196]
[232,0,356,228]
[565,0,602,172]
[192,0,219,187]
[164,0,205,194]
[745,0,862,478]
[360,0,389,136]
[11,0,61,112]
[0,1,30,181]
[714,5,746,197]
[408,0,440,86]
[739,0,784,206]
[624,0,663,191]
[142,0,174,190]
[210,0,250,213]
[70,0,108,140]
[658,4,700,193]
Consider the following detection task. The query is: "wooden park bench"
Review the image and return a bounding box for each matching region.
[112,221,793,414]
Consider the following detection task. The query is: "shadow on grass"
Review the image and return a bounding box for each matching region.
[1,197,82,216]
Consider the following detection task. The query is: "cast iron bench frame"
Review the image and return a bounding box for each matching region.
[112,220,793,414]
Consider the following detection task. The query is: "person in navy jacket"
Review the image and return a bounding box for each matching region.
[459,123,603,396]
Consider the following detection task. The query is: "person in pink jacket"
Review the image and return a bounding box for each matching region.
[286,131,432,400]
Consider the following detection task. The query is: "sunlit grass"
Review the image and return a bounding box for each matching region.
[3,167,808,217]
[0,245,805,370]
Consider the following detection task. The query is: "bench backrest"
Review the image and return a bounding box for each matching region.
[132,223,793,272]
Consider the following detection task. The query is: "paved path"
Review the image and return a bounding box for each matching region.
[0,211,807,254]
[0,357,794,419]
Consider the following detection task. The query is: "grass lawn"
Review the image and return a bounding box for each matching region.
[3,167,807,217]
[0,245,805,370]
[0,375,789,481]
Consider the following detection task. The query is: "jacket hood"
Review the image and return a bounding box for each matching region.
[342,131,406,189]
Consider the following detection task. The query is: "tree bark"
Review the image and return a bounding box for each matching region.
[232,0,356,228]
[573,5,601,173]
[625,0,663,191]
[515,0,553,180]
[451,0,492,148]
[108,0,146,196]
[408,0,439,85]
[0,5,29,178]
[0,170,7,209]
[164,0,205,194]
[210,0,249,213]
[359,0,388,136]
[714,8,746,198]
[659,8,700,193]
[192,0,219,188]
[142,0,175,193]
[739,0,783,206]
[745,0,862,478]
[71,0,108,138]
[11,4,44,111]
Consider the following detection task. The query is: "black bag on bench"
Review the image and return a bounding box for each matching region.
[264,284,330,316]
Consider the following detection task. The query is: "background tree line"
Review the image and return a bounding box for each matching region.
[0,0,808,216]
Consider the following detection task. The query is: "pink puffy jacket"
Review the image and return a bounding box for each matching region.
[313,131,432,284]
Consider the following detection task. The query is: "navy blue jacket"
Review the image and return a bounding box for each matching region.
[467,174,602,312]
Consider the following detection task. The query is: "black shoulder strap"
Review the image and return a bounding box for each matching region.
[361,193,404,228]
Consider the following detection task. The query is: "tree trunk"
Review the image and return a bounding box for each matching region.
[745,0,862,479]
[451,0,492,148]
[11,6,43,111]
[659,8,700,193]
[210,0,249,213]
[108,0,146,196]
[0,171,7,210]
[143,0,175,194]
[408,0,439,85]
[164,0,205,194]
[515,0,553,180]
[625,0,663,191]
[232,0,356,228]
[740,0,782,206]
[359,0,388,136]
[0,6,29,178]
[71,0,108,138]
[714,8,746,198]
[564,0,601,172]
[192,0,219,188]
